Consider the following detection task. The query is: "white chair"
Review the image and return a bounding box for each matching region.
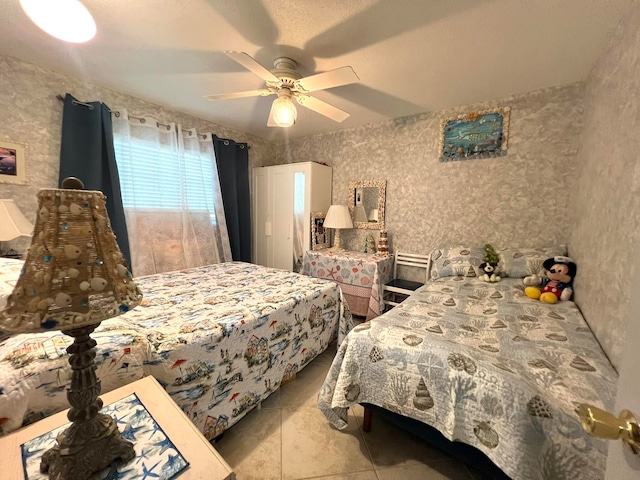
[382,252,431,309]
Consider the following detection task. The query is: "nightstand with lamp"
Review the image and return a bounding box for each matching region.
[0,199,34,258]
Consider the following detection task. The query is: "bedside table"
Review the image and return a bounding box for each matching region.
[302,250,393,320]
[0,376,235,480]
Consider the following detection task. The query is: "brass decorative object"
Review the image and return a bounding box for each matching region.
[576,404,640,455]
[0,183,143,479]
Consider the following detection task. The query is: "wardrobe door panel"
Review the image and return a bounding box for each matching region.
[272,169,294,271]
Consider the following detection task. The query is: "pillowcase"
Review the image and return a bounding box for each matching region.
[0,257,23,343]
[497,245,567,278]
[0,257,23,301]
[429,245,485,279]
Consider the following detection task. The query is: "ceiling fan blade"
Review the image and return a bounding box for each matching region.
[296,95,350,123]
[225,51,280,83]
[204,89,274,101]
[295,67,359,93]
[267,100,278,127]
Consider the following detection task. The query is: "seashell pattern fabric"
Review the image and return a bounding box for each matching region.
[319,277,617,480]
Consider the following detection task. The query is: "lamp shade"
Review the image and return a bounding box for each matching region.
[0,188,142,334]
[0,199,34,241]
[324,205,353,229]
[368,208,379,222]
[353,205,367,223]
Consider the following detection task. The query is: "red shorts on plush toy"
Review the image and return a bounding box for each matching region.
[541,280,564,300]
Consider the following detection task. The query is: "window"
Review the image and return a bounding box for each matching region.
[113,136,218,225]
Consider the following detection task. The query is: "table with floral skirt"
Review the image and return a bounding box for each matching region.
[302,250,393,321]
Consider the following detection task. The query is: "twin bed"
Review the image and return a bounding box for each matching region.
[1,244,618,479]
[0,259,345,440]
[318,245,618,480]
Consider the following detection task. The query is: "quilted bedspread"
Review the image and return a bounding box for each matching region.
[318,277,617,480]
[0,261,343,439]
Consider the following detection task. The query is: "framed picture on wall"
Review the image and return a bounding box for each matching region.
[0,140,28,185]
[311,212,329,250]
[438,107,511,162]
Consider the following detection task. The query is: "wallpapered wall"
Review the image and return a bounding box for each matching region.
[274,83,584,257]
[568,1,640,370]
[2,19,637,371]
[0,54,275,254]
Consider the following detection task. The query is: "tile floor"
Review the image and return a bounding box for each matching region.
[215,343,490,480]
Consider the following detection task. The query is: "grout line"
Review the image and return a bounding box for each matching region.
[291,467,379,480]
[358,410,377,474]
[280,405,284,480]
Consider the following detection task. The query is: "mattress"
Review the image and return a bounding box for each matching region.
[0,260,343,439]
[318,277,617,480]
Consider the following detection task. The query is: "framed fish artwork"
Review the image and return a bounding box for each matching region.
[438,107,510,162]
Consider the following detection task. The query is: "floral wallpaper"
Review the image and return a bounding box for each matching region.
[274,83,584,259]
[568,0,640,370]
[0,54,275,256]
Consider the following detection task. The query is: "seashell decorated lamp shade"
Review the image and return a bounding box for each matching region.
[0,188,142,334]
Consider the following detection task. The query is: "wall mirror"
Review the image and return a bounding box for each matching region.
[348,179,386,230]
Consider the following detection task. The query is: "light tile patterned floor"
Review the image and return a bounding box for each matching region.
[215,343,489,480]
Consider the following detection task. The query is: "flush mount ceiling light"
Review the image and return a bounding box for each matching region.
[20,0,96,43]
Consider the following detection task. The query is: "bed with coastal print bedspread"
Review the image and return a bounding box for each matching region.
[318,273,617,480]
[0,260,345,439]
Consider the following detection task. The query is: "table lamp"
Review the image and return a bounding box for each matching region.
[0,199,34,257]
[324,205,353,251]
[352,205,368,223]
[0,180,143,479]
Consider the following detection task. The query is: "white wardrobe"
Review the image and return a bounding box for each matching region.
[252,162,332,271]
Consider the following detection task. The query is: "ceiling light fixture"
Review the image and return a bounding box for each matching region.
[271,89,297,128]
[20,0,97,43]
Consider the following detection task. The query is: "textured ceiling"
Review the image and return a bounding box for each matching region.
[0,0,633,140]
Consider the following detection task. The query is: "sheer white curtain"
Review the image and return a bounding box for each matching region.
[112,110,232,276]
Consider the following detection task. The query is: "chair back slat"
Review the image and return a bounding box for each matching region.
[386,251,431,307]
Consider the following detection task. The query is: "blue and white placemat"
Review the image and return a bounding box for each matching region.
[21,393,189,480]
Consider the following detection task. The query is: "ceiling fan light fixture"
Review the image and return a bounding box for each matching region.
[20,0,96,43]
[271,91,297,128]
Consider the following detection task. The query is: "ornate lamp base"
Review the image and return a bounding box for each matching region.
[39,324,136,479]
[41,413,135,479]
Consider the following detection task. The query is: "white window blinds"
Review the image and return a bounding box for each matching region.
[114,137,217,215]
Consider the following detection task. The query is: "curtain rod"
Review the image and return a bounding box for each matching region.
[55,94,248,147]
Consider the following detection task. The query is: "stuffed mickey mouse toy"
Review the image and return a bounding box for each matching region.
[523,256,577,304]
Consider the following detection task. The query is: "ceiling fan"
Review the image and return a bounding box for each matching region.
[205,51,360,128]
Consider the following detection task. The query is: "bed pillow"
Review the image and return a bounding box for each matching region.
[0,257,23,342]
[429,245,484,279]
[498,245,567,278]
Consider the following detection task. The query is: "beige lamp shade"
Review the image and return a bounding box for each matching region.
[324,205,353,229]
[0,199,34,241]
[368,208,379,222]
[0,188,142,334]
[353,205,368,223]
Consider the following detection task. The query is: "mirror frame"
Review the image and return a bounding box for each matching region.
[348,179,386,230]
